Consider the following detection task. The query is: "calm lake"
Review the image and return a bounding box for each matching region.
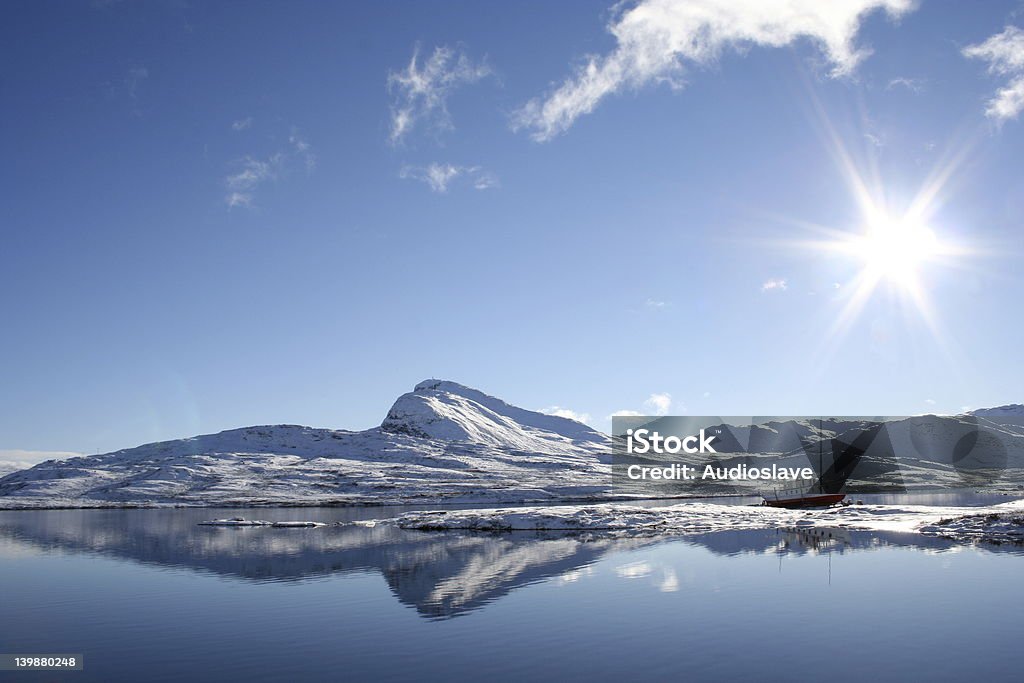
[1,501,1021,682]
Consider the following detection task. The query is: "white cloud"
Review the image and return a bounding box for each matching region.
[644,298,668,309]
[609,392,675,419]
[289,128,316,172]
[231,117,253,131]
[388,45,492,144]
[226,156,277,190]
[539,406,593,424]
[0,449,81,471]
[514,0,914,141]
[400,163,498,193]
[644,392,672,416]
[472,170,500,190]
[224,154,280,208]
[924,398,936,405]
[761,277,788,292]
[886,76,925,92]
[225,192,253,209]
[400,163,460,192]
[223,128,315,209]
[963,26,1024,122]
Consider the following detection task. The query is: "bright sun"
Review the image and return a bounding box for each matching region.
[795,204,964,353]
[778,112,980,364]
[852,217,940,285]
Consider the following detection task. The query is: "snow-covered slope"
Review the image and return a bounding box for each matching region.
[971,405,1024,417]
[382,380,604,449]
[0,380,612,509]
[4,381,1024,510]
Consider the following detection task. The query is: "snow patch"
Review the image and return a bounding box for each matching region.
[198,518,326,528]
[392,498,1024,546]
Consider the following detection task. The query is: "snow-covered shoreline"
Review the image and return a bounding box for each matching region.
[5,380,1024,533]
[385,499,1024,546]
[175,498,1024,548]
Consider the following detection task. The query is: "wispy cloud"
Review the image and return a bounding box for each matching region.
[388,45,492,145]
[924,398,937,405]
[863,131,884,148]
[644,392,672,416]
[223,128,315,209]
[514,0,914,141]
[539,406,593,424]
[644,298,669,309]
[225,155,281,208]
[231,117,253,131]
[289,128,316,172]
[609,392,675,419]
[399,163,498,193]
[471,170,500,190]
[761,278,788,292]
[887,76,925,92]
[963,25,1024,122]
[400,163,459,192]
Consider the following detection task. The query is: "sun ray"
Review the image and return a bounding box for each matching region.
[771,80,989,375]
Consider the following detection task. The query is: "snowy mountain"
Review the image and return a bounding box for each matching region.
[970,405,1024,418]
[4,381,1024,510]
[0,380,612,509]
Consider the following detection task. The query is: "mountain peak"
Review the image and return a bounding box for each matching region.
[414,379,485,397]
[383,380,604,447]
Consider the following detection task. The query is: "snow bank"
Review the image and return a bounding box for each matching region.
[394,503,800,532]
[919,499,1024,545]
[393,499,1024,546]
[198,518,271,526]
[198,518,326,527]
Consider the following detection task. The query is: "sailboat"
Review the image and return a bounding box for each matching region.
[761,483,845,508]
[761,422,847,508]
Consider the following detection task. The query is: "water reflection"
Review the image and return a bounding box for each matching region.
[0,508,1018,620]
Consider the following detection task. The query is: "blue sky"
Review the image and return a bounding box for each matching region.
[3,0,1024,462]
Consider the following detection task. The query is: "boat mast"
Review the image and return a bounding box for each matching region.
[818,419,824,494]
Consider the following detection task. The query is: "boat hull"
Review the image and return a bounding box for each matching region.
[763,493,846,508]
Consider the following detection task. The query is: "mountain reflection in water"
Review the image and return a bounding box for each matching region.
[0,507,1018,620]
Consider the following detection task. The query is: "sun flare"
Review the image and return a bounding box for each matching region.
[812,208,952,346]
[850,217,940,286]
